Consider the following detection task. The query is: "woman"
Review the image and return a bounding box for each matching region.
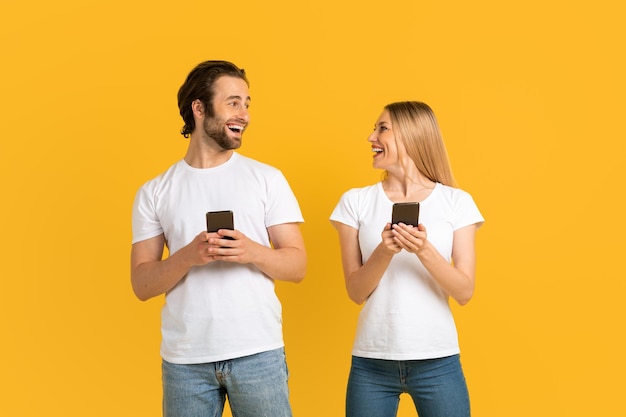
[330,101,484,417]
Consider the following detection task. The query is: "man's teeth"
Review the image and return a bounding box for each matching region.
[227,125,243,132]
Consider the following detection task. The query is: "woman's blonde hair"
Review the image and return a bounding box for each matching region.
[385,101,457,187]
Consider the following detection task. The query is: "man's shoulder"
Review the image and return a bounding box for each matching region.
[233,153,282,175]
[234,152,273,167]
[137,160,185,190]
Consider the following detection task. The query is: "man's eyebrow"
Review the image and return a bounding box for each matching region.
[226,95,251,102]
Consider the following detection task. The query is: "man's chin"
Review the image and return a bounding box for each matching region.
[211,133,242,150]
[225,131,243,146]
[228,135,242,148]
[221,139,242,151]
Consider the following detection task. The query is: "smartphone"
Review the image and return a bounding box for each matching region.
[391,202,420,226]
[206,210,234,239]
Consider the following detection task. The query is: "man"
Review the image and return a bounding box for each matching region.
[131,60,306,417]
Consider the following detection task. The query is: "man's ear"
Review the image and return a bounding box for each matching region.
[192,99,205,119]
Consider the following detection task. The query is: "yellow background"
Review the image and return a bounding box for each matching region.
[1,0,624,415]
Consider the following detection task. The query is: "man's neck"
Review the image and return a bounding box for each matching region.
[184,136,234,168]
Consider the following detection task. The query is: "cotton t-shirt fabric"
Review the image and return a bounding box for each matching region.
[132,152,304,364]
[330,182,484,361]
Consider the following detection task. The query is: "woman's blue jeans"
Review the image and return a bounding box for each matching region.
[346,354,470,417]
[162,347,292,417]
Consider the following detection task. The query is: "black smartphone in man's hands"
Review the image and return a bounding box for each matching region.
[206,210,234,239]
[391,202,420,227]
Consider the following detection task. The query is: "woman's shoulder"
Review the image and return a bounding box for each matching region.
[340,183,381,201]
[432,183,482,218]
[434,183,475,200]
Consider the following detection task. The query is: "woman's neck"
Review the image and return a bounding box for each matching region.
[382,173,436,202]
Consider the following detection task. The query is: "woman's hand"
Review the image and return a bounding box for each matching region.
[391,222,478,305]
[391,222,427,254]
[381,222,402,254]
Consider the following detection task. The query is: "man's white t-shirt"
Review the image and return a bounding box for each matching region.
[132,152,304,364]
[330,182,484,360]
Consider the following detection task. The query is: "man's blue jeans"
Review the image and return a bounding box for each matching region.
[346,354,470,417]
[162,347,292,417]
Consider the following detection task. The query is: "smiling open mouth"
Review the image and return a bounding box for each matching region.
[227,124,244,133]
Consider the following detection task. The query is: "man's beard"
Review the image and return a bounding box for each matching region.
[202,117,242,150]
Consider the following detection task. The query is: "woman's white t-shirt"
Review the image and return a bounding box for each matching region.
[330,182,483,360]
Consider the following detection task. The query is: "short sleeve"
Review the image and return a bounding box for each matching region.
[264,170,304,227]
[131,181,163,244]
[330,188,361,229]
[453,190,484,231]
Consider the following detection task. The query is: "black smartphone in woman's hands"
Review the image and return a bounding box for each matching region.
[391,202,420,226]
